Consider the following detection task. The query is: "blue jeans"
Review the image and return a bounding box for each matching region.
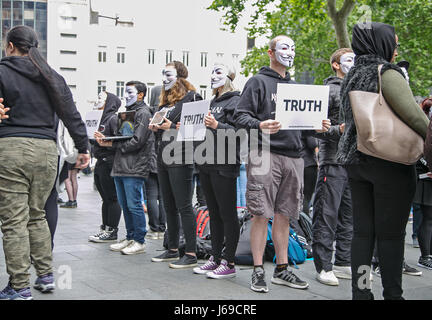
[236,163,247,207]
[113,177,147,244]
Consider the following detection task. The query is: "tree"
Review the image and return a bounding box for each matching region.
[208,0,432,96]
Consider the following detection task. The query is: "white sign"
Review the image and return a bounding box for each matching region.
[275,84,329,130]
[177,100,211,141]
[85,110,103,138]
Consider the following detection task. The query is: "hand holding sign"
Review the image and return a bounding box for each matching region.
[315,119,331,133]
[259,119,282,134]
[177,100,211,141]
[205,111,218,130]
[0,98,10,122]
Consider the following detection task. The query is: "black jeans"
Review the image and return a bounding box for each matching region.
[94,159,122,229]
[199,169,240,263]
[312,164,353,273]
[158,163,196,253]
[145,172,166,232]
[303,165,318,213]
[346,157,416,300]
[418,205,432,257]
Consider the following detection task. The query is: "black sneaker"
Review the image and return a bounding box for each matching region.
[418,256,432,270]
[250,267,268,293]
[271,268,309,290]
[151,250,180,262]
[403,262,422,276]
[169,254,198,269]
[92,227,118,243]
[60,200,77,208]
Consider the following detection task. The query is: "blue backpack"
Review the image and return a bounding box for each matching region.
[266,220,307,269]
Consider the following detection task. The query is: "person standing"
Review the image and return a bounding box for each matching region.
[234,35,330,293]
[96,81,156,255]
[300,134,318,215]
[0,26,89,300]
[193,62,241,278]
[338,22,429,300]
[150,61,201,269]
[88,91,122,243]
[312,48,354,286]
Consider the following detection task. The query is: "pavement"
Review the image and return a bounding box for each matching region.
[0,172,431,301]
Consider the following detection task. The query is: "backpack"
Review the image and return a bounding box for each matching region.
[195,206,211,239]
[266,219,307,269]
[234,214,256,265]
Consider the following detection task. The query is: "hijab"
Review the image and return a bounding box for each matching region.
[351,22,397,63]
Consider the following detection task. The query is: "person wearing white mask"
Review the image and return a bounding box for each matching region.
[193,62,242,279]
[312,48,356,286]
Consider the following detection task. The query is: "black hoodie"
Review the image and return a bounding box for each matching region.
[0,56,88,153]
[93,92,121,163]
[196,90,241,176]
[234,66,309,158]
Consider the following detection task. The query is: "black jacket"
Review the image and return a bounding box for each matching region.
[234,66,310,158]
[93,93,121,163]
[196,91,241,176]
[314,76,343,166]
[0,56,88,153]
[300,135,318,168]
[111,100,156,178]
[155,91,202,167]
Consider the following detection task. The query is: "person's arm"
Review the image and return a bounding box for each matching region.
[234,78,262,130]
[216,96,239,130]
[381,69,429,139]
[115,110,152,154]
[313,125,342,141]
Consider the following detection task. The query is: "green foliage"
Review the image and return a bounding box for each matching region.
[208,0,432,96]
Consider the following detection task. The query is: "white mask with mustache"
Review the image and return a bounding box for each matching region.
[94,91,107,110]
[340,52,355,75]
[211,65,228,89]
[162,67,177,91]
[124,86,138,107]
[274,38,296,68]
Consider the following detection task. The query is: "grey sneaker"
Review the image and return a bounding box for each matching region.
[250,267,268,293]
[271,268,309,290]
[403,262,422,276]
[88,225,106,242]
[169,254,198,269]
[413,238,420,248]
[151,250,180,262]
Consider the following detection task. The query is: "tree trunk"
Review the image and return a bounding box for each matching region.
[327,0,356,48]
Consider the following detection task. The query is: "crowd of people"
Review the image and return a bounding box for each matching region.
[0,21,431,301]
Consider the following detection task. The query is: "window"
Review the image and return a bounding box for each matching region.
[200,85,207,100]
[116,81,125,98]
[148,49,155,64]
[200,52,208,67]
[68,84,77,89]
[13,2,23,27]
[147,83,155,105]
[247,38,255,50]
[60,67,77,72]
[216,52,224,59]
[117,52,125,64]
[98,51,106,62]
[182,51,189,66]
[165,50,173,64]
[60,50,77,55]
[60,16,77,21]
[232,54,240,62]
[61,33,77,38]
[98,80,106,94]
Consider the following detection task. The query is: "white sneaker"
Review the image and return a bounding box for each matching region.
[110,239,133,252]
[121,241,146,255]
[333,265,352,280]
[316,270,339,286]
[157,232,165,240]
[145,231,159,240]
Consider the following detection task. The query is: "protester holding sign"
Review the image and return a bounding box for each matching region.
[234,35,330,293]
[337,23,429,300]
[193,62,241,279]
[88,92,122,243]
[312,48,354,287]
[149,61,202,269]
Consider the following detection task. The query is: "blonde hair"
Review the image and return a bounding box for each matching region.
[211,61,237,97]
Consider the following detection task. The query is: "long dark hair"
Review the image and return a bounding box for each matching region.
[6,25,64,107]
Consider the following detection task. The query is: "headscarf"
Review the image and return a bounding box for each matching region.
[351,22,397,63]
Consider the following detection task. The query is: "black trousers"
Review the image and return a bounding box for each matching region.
[94,159,122,229]
[303,165,318,213]
[312,164,353,273]
[418,205,432,257]
[145,172,166,232]
[199,169,240,263]
[44,187,58,250]
[346,157,416,300]
[158,163,196,253]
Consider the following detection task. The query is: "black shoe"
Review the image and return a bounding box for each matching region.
[418,256,432,270]
[60,200,77,208]
[57,197,65,204]
[169,254,197,269]
[91,227,118,243]
[271,268,309,290]
[151,250,180,262]
[403,262,422,276]
[251,267,268,293]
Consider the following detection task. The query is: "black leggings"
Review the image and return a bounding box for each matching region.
[145,172,166,232]
[44,187,58,250]
[199,170,240,263]
[94,160,122,229]
[346,158,416,300]
[418,205,432,257]
[158,163,196,253]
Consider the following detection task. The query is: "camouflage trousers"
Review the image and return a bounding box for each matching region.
[0,137,57,290]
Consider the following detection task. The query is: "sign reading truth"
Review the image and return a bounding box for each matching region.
[275,84,329,130]
[177,100,210,141]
